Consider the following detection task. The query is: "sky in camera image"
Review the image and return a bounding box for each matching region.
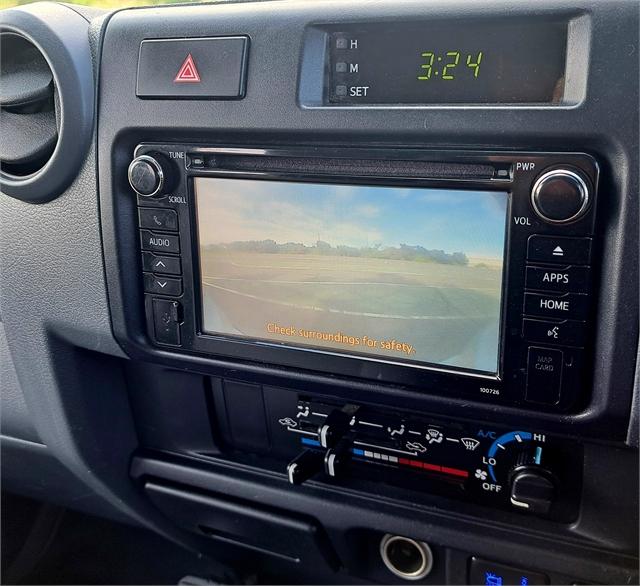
[195,178,507,259]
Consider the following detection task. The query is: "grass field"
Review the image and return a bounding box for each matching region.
[200,250,503,372]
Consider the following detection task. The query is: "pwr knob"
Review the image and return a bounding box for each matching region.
[531,168,591,224]
[128,154,172,198]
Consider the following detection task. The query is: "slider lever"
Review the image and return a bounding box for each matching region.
[324,437,353,479]
[286,449,324,485]
[318,404,359,449]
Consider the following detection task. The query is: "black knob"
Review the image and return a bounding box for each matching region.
[509,468,555,515]
[286,450,324,485]
[318,405,358,448]
[128,154,172,198]
[324,438,353,478]
[531,168,590,224]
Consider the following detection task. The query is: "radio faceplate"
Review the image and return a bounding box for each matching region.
[128,145,598,411]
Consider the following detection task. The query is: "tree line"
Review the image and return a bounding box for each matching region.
[207,240,468,265]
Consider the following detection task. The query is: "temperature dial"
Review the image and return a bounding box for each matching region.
[509,467,555,515]
[485,431,556,515]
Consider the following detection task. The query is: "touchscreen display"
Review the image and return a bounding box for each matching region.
[195,178,508,374]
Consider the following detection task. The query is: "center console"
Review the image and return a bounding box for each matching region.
[95,1,639,583]
[119,144,601,528]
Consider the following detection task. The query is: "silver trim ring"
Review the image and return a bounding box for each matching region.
[531,168,590,224]
[128,154,164,198]
[380,534,434,581]
[319,424,330,448]
[287,462,297,484]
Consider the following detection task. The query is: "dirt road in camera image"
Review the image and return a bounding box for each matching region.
[200,250,502,372]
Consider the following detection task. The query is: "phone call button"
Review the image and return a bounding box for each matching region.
[138,208,178,231]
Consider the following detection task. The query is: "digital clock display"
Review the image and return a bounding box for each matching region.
[327,21,567,104]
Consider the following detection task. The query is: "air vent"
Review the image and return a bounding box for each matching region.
[0,3,94,203]
[0,32,58,177]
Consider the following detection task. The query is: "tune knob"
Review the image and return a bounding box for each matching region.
[531,168,591,224]
[127,154,172,198]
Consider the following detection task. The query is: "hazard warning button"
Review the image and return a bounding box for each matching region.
[137,37,248,98]
[174,53,201,83]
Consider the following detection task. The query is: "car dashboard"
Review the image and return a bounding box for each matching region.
[0,1,638,584]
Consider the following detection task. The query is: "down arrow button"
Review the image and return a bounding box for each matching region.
[143,272,182,296]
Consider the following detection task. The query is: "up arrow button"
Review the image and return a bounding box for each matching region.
[142,252,181,276]
[527,235,592,265]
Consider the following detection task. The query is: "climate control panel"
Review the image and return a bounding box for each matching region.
[267,397,582,521]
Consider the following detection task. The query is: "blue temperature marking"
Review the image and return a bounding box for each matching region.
[487,431,533,482]
[301,437,321,447]
[353,448,365,456]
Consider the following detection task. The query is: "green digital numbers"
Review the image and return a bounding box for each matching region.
[442,51,460,80]
[417,52,435,80]
[466,51,483,78]
[417,50,483,80]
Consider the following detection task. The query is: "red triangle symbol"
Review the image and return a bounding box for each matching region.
[174,53,201,83]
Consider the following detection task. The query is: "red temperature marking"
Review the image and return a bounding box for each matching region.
[441,466,469,478]
[396,457,468,479]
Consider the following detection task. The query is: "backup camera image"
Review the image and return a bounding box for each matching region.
[195,178,508,373]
